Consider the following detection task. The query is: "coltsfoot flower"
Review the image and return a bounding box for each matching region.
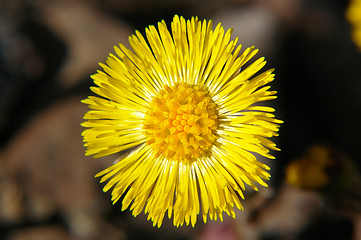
[286,145,333,190]
[82,15,282,227]
[346,0,361,51]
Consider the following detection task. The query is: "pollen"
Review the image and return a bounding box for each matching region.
[143,83,220,162]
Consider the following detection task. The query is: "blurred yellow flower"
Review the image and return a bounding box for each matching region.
[286,145,333,189]
[346,0,361,51]
[81,15,282,227]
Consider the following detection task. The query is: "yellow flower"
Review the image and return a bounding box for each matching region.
[346,0,361,51]
[81,15,282,227]
[286,145,333,190]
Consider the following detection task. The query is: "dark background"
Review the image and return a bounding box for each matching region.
[1,0,360,239]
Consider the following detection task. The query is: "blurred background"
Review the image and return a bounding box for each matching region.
[1,0,361,239]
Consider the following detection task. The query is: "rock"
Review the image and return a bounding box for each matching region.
[0,97,115,238]
[37,0,133,88]
[211,3,279,57]
[7,225,71,240]
[255,185,323,237]
[229,186,323,240]
[0,178,24,224]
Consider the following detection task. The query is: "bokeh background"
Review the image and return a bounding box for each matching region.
[1,0,361,239]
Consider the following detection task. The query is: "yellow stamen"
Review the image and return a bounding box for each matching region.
[143,83,220,162]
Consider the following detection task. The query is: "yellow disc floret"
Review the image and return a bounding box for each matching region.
[143,83,220,162]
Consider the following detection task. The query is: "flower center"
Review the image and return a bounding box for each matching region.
[143,83,220,162]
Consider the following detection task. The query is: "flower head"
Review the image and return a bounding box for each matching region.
[82,15,282,227]
[346,0,361,51]
[286,145,333,190]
